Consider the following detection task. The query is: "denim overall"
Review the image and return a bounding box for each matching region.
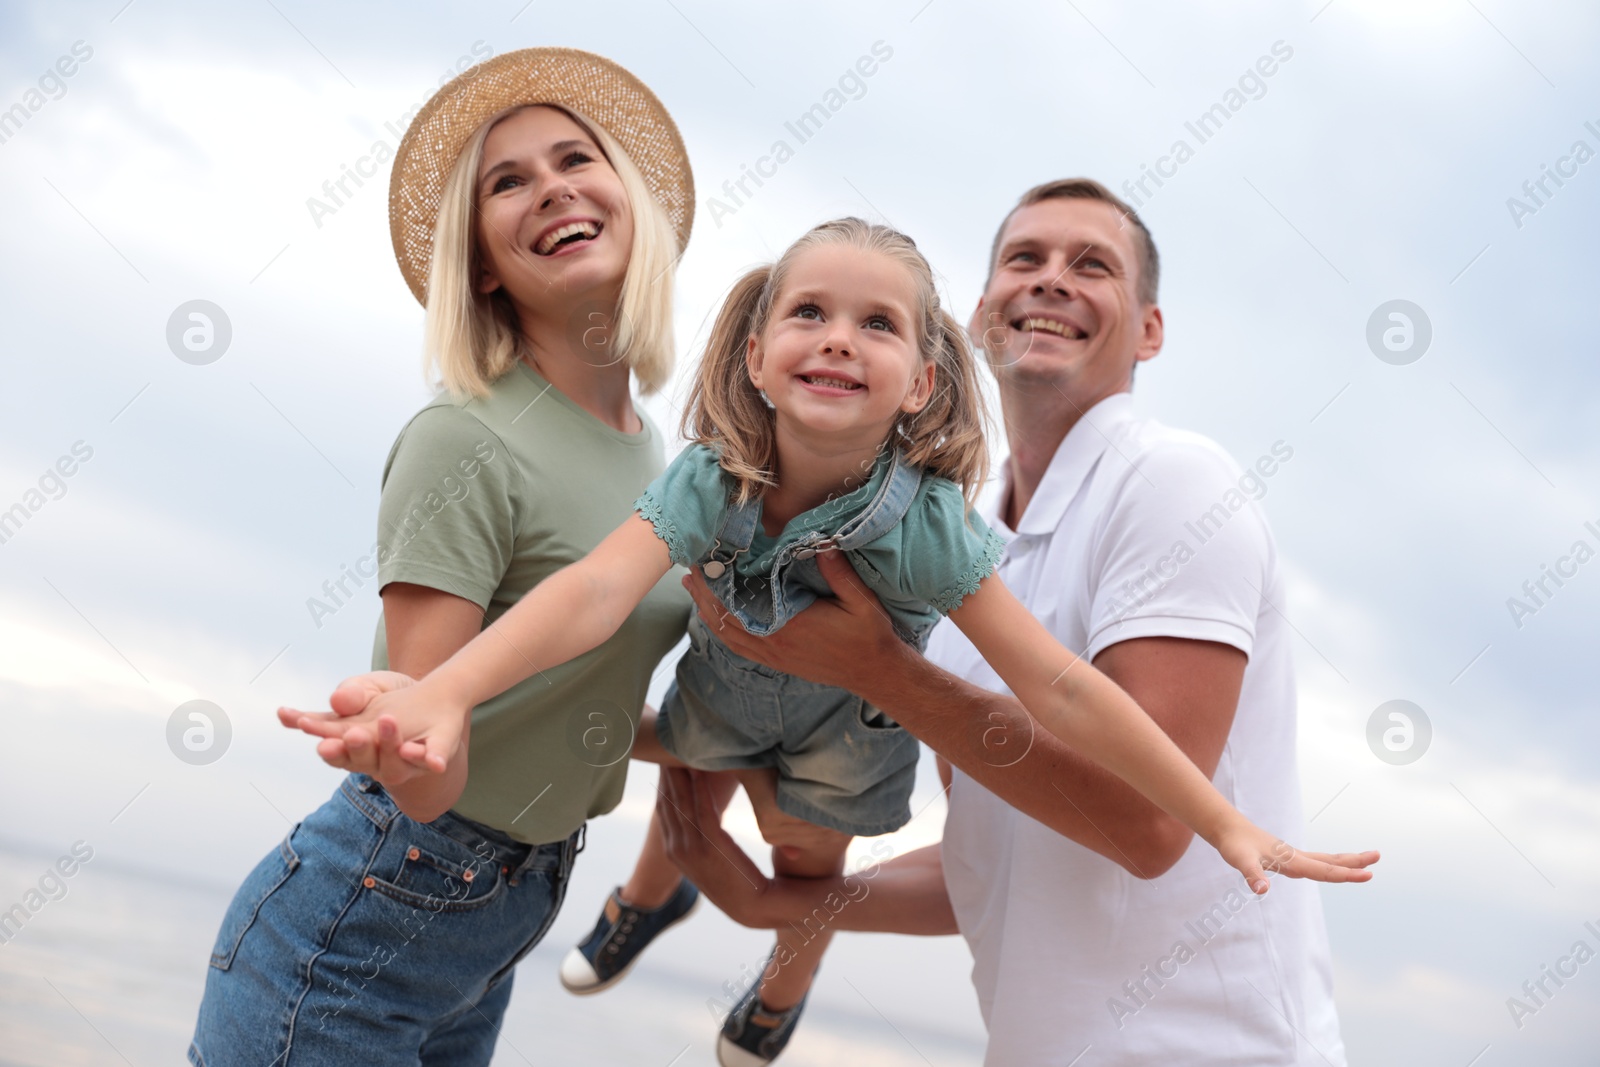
[654,449,926,837]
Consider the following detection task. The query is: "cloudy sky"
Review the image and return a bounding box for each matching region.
[1,0,1597,1063]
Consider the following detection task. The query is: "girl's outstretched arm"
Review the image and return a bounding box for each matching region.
[287,513,673,776]
[948,573,1376,893]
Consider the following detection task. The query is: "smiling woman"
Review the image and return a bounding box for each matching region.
[424,100,681,398]
[188,49,700,1067]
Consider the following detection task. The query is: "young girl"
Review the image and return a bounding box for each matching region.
[293,218,1372,1066]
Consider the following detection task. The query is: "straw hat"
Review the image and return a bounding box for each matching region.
[388,47,694,305]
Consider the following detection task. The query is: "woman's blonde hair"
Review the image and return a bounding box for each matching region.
[423,104,679,398]
[683,217,990,507]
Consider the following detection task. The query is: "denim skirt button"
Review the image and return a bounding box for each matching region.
[362,876,375,888]
[407,847,420,861]
[702,560,726,579]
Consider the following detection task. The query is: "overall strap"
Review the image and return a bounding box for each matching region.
[828,449,923,552]
[700,476,762,578]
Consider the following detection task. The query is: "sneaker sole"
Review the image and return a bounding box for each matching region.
[717,1034,776,1067]
[558,892,701,996]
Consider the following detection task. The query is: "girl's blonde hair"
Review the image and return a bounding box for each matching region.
[423,104,679,398]
[683,217,990,507]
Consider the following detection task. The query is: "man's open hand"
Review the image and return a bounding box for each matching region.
[682,549,903,693]
[657,766,772,927]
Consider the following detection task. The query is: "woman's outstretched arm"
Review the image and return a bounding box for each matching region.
[285,514,673,785]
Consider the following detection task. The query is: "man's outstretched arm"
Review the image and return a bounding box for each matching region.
[656,766,957,935]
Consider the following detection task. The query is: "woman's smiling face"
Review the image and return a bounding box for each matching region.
[472,106,634,312]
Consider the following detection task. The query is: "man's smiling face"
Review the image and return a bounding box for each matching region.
[970,196,1162,399]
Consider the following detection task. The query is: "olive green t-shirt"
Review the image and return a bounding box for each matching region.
[371,361,691,845]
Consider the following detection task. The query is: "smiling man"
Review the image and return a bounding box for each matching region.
[663,179,1354,1065]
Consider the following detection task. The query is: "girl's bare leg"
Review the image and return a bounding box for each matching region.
[755,827,852,1011]
[622,708,737,908]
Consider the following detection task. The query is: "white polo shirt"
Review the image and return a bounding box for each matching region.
[929,393,1346,1067]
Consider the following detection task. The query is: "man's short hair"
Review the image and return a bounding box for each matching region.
[987,178,1160,306]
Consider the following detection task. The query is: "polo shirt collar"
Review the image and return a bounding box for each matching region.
[1003,392,1137,537]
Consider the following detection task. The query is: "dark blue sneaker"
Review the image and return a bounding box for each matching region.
[717,952,812,1067]
[558,880,699,995]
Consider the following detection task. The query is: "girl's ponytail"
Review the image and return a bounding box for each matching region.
[898,304,991,511]
[681,266,777,503]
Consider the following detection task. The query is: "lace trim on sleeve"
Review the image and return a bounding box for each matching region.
[634,492,688,567]
[930,527,1007,615]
